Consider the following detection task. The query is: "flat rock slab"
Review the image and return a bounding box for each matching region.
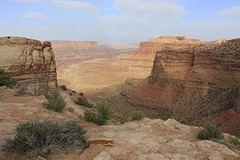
[88,138,113,144]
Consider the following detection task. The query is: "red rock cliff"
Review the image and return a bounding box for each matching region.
[126,39,240,135]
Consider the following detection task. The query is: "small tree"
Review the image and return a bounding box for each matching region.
[197,122,223,140]
[43,91,66,112]
[0,69,16,88]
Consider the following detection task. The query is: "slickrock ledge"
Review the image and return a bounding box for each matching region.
[91,118,239,160]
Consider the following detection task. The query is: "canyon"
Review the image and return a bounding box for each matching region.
[51,41,123,89]
[55,36,227,93]
[94,37,240,136]
[1,36,240,159]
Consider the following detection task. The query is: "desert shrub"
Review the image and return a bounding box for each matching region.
[2,120,88,158]
[14,76,48,96]
[75,96,93,108]
[197,122,223,140]
[83,102,113,125]
[60,85,67,90]
[72,90,76,94]
[131,111,144,121]
[83,110,96,122]
[228,136,240,148]
[69,92,72,96]
[79,92,84,96]
[0,69,16,88]
[75,97,88,105]
[43,91,66,112]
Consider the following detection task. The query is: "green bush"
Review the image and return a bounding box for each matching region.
[83,110,96,122]
[131,111,144,121]
[76,97,88,105]
[69,92,73,96]
[60,85,67,90]
[0,69,16,88]
[228,136,240,146]
[75,96,93,108]
[197,122,223,140]
[43,91,66,112]
[2,120,87,158]
[79,92,84,96]
[83,102,113,126]
[72,90,76,94]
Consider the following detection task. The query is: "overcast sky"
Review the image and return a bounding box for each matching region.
[1,0,240,43]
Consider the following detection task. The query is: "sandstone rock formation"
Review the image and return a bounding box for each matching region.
[0,37,57,94]
[91,118,239,160]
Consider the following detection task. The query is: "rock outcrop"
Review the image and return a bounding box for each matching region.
[0,37,57,94]
[91,118,239,160]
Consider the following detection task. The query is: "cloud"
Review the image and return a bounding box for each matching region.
[114,0,186,18]
[52,0,99,13]
[24,12,49,20]
[216,6,240,17]
[9,0,44,3]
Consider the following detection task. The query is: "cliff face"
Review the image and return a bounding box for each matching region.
[0,37,57,94]
[125,39,240,135]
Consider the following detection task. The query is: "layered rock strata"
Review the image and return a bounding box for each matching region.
[124,39,240,134]
[0,37,57,94]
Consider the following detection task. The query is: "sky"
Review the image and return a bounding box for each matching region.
[0,0,240,43]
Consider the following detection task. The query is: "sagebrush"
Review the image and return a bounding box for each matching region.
[43,91,66,112]
[131,111,144,121]
[2,120,88,158]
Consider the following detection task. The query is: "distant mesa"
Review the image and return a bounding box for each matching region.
[149,36,200,42]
